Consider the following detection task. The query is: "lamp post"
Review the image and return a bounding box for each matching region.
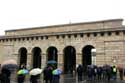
[91,49,96,65]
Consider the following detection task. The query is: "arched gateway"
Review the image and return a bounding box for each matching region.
[32,47,42,68]
[0,19,125,73]
[18,47,27,68]
[63,46,76,74]
[82,45,95,73]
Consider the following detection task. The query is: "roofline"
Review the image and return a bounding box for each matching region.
[1,26,125,39]
[5,18,123,32]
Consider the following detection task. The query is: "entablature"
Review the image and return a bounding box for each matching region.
[0,27,125,42]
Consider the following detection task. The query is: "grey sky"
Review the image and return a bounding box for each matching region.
[0,0,125,35]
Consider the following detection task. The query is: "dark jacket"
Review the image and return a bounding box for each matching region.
[17,74,25,83]
[0,68,10,83]
[77,65,83,76]
[30,75,38,83]
[43,67,53,80]
[52,75,60,83]
[0,72,10,83]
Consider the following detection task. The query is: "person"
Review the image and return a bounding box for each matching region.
[52,74,60,83]
[97,66,102,80]
[30,75,39,83]
[0,64,1,72]
[0,70,8,83]
[106,66,112,81]
[102,66,107,80]
[0,68,11,83]
[112,65,117,80]
[77,64,83,82]
[93,66,97,80]
[87,66,93,80]
[52,67,61,83]
[118,67,123,80]
[17,64,26,83]
[43,66,53,83]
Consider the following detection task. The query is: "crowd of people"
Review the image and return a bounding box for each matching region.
[1,62,125,83]
[76,64,125,82]
[17,64,61,83]
[0,62,61,83]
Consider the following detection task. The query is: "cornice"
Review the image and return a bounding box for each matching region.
[0,26,125,39]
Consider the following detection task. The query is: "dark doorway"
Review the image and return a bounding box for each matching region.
[32,47,42,68]
[63,46,76,74]
[47,46,58,67]
[82,45,94,74]
[19,47,27,68]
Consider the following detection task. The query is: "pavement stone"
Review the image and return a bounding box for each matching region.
[10,74,125,83]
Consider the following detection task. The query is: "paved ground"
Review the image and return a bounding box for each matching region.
[11,74,125,83]
[60,74,125,83]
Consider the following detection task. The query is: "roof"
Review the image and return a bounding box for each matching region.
[5,18,123,32]
[1,26,125,39]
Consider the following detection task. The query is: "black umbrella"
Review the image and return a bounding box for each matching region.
[47,60,57,64]
[2,64,18,72]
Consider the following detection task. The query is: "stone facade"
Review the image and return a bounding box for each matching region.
[0,18,125,70]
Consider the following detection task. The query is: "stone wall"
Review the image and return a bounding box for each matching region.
[1,30,125,68]
[0,19,125,70]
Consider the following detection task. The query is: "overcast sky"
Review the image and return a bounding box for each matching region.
[0,0,125,35]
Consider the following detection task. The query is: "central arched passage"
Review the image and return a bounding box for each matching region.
[32,47,42,68]
[47,46,58,67]
[18,47,27,68]
[82,45,95,74]
[63,46,76,74]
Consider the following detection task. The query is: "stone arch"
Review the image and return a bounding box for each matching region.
[32,47,42,68]
[18,47,27,68]
[82,45,96,73]
[63,46,76,74]
[47,46,58,67]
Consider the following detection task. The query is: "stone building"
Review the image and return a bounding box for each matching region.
[0,18,125,73]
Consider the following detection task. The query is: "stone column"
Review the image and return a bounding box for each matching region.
[41,53,47,69]
[58,53,63,70]
[27,53,32,70]
[76,53,82,67]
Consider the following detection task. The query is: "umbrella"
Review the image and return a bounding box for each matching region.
[52,69,62,75]
[47,60,57,64]
[103,64,111,68]
[29,68,42,76]
[1,59,17,66]
[2,64,18,72]
[117,64,123,69]
[87,65,91,68]
[17,69,28,75]
[1,59,18,72]
[87,64,95,68]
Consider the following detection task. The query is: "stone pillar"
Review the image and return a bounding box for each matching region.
[58,53,63,70]
[41,53,47,69]
[76,53,82,67]
[27,53,32,70]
